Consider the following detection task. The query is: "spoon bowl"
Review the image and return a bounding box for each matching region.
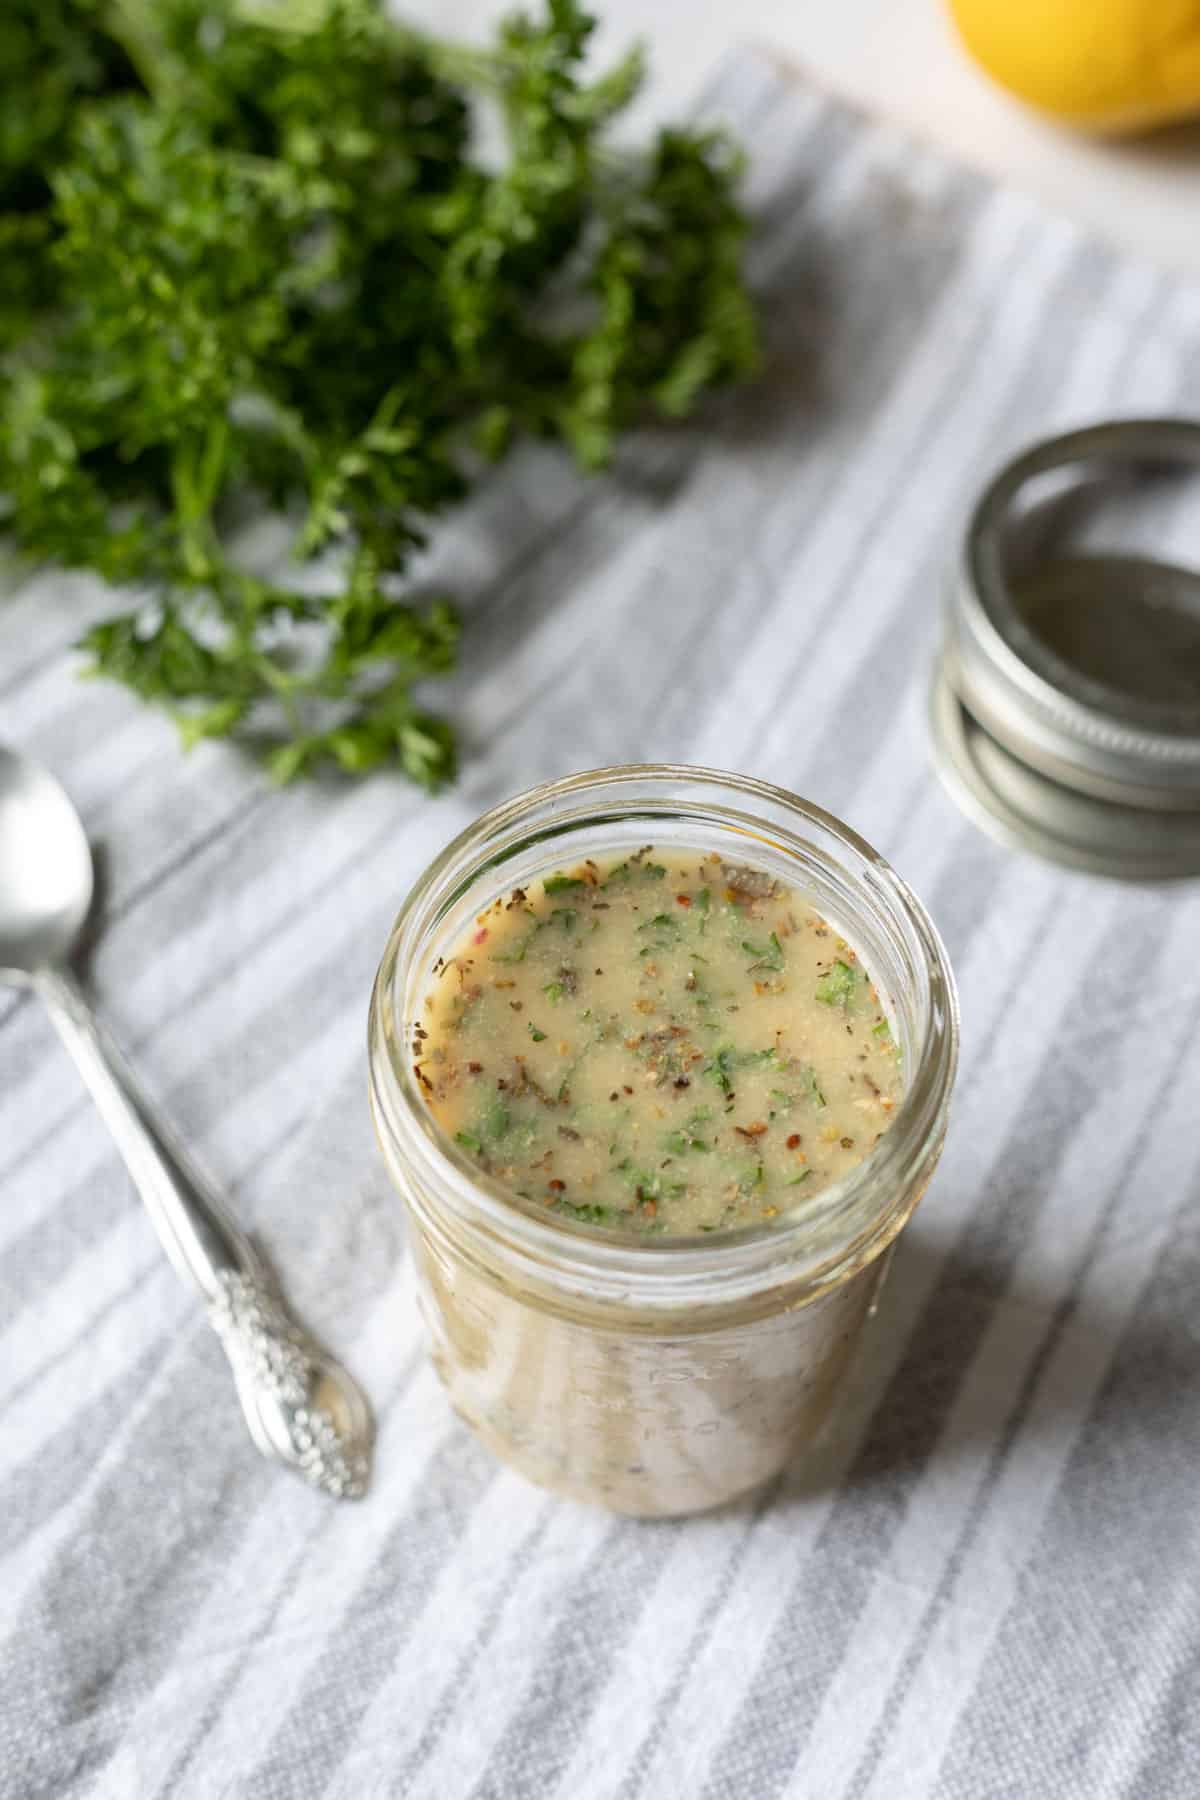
[0,745,93,980]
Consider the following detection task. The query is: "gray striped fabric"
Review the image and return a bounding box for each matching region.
[3,48,1200,1800]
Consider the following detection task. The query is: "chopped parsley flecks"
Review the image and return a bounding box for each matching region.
[816,959,859,1008]
[742,932,785,974]
[414,850,902,1234]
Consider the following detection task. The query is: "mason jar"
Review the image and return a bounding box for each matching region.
[368,766,958,1517]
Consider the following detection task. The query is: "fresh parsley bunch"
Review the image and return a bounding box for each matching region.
[0,0,758,786]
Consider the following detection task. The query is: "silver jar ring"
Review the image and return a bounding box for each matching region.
[951,417,1200,811]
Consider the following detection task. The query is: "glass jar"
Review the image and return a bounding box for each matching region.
[369,766,958,1517]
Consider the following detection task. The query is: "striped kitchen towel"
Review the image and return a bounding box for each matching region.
[2,46,1199,1800]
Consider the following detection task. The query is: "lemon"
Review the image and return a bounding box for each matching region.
[948,0,1200,133]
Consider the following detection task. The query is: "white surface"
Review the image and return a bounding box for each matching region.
[406,0,1200,274]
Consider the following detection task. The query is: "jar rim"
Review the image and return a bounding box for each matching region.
[369,764,959,1307]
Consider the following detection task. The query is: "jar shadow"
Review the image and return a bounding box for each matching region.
[759,1216,1194,1518]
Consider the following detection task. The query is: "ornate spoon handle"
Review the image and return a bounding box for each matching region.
[36,965,371,1499]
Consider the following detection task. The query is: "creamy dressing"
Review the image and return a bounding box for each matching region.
[414,848,902,1234]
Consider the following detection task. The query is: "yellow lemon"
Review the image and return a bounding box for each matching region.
[948,0,1200,133]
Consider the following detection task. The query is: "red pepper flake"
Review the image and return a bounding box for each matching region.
[786,1133,801,1149]
[548,1179,566,1193]
[676,894,692,907]
[641,1197,658,1217]
[468,1061,483,1074]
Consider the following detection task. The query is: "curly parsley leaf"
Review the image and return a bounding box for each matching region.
[0,0,757,784]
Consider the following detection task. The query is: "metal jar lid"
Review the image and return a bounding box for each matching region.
[933,419,1200,878]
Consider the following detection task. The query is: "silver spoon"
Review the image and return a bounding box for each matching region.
[0,745,372,1499]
